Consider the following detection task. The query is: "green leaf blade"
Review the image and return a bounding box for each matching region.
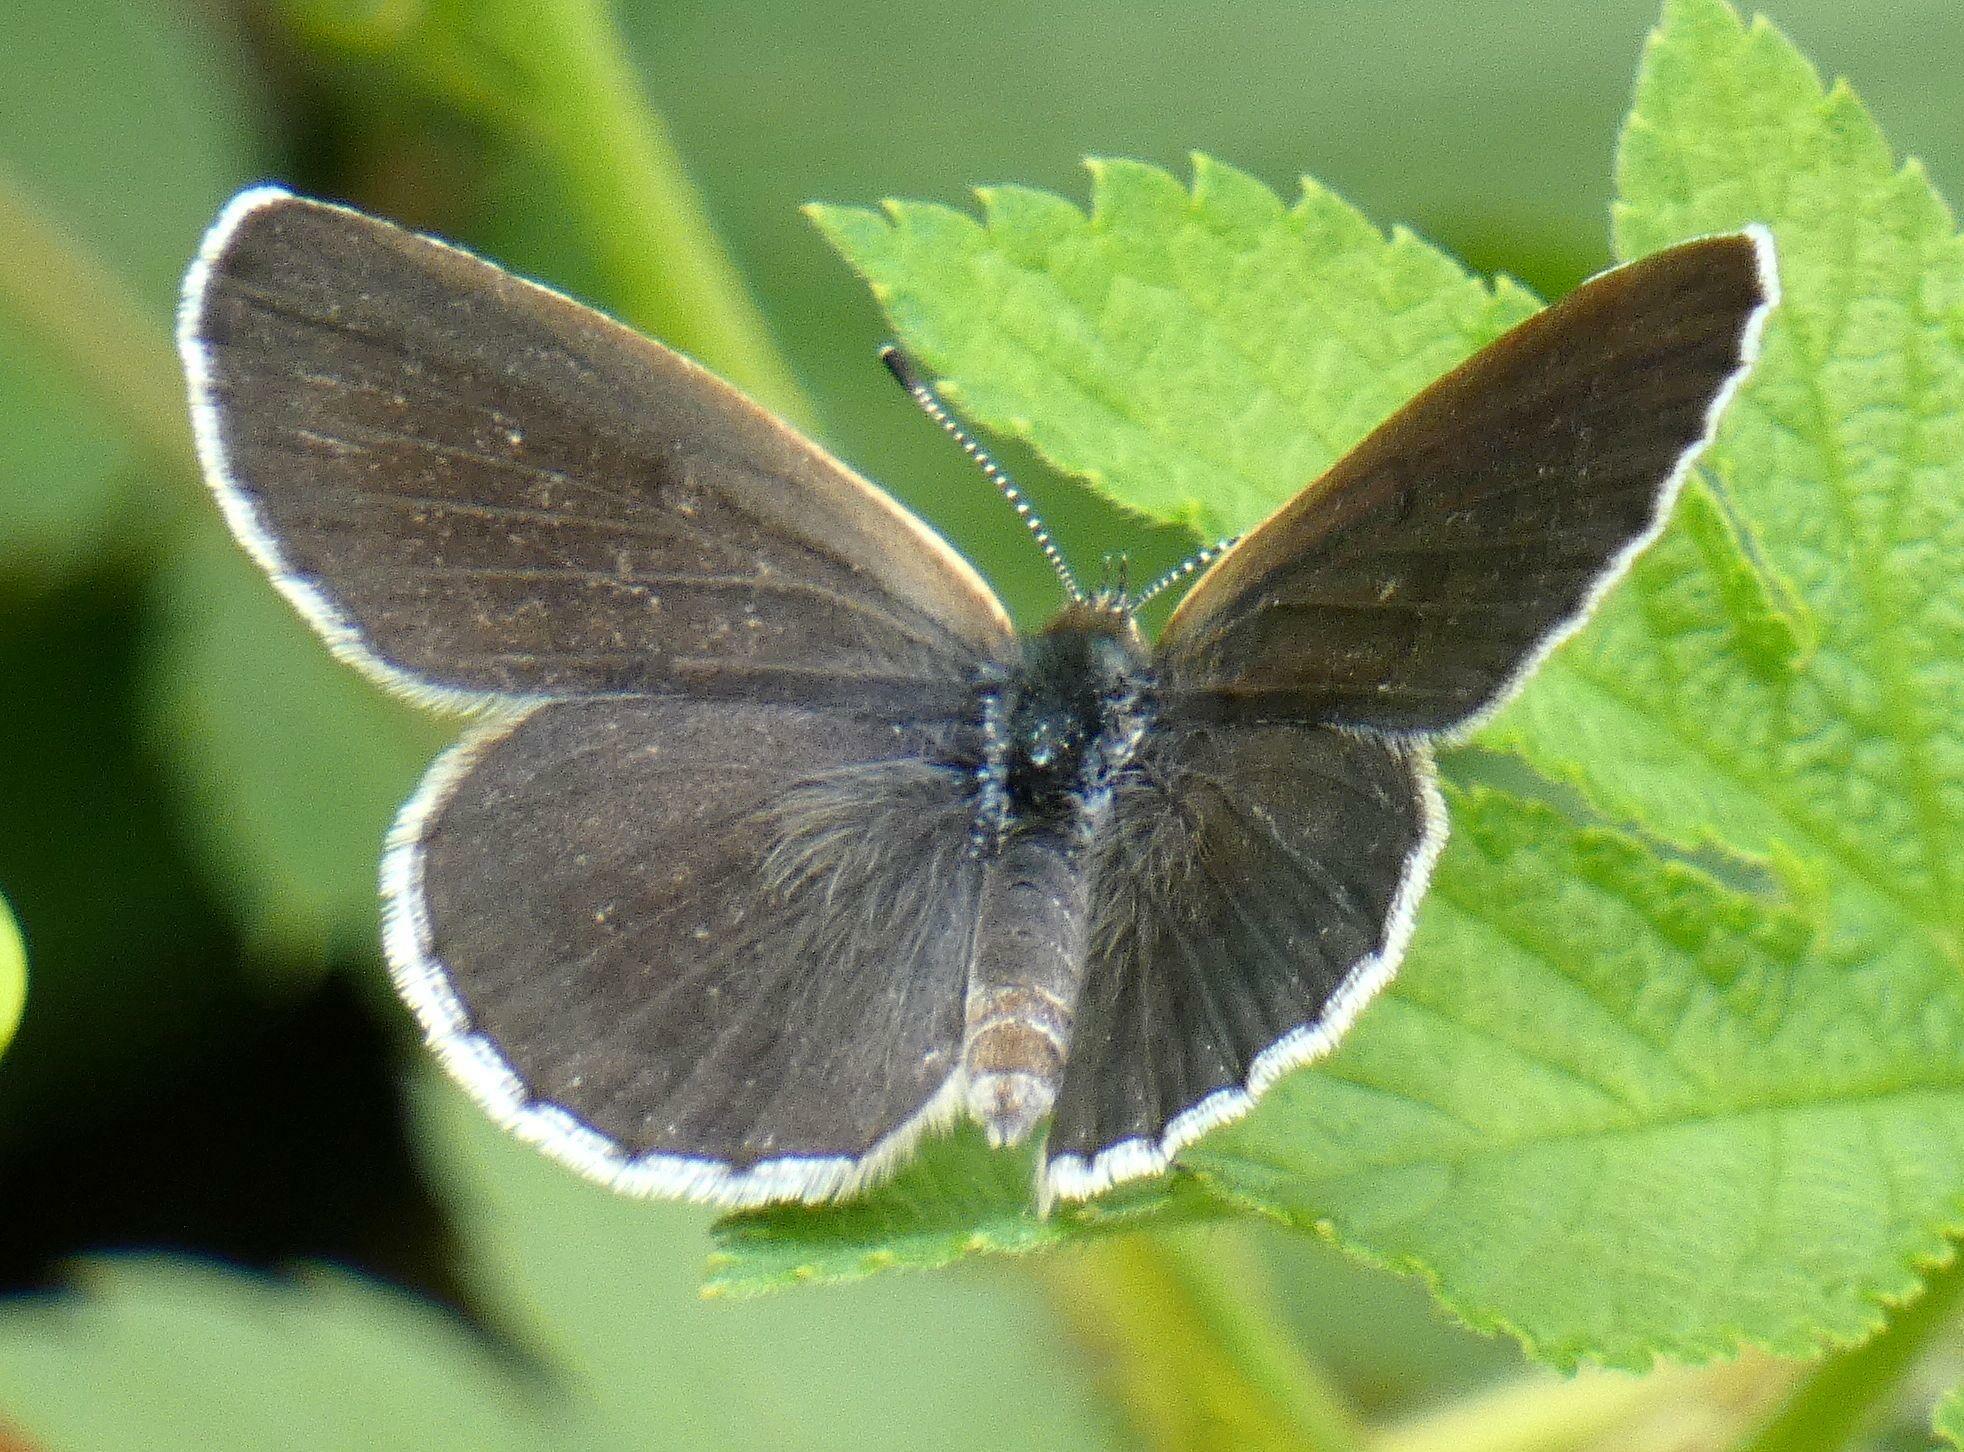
[0,1259,551,1452]
[708,1129,1222,1297]
[707,1131,1069,1296]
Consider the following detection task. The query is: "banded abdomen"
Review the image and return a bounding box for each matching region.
[962,831,1090,1145]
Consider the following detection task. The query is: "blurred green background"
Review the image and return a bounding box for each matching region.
[1,1,1961,1447]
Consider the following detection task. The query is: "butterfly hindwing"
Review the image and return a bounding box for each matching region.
[391,696,986,1207]
[1045,724,1440,1198]
[1158,230,1777,736]
[180,188,1014,712]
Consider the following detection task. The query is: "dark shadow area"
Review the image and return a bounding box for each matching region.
[0,568,467,1316]
[0,970,470,1315]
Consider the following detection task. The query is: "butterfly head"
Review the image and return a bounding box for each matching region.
[993,600,1151,831]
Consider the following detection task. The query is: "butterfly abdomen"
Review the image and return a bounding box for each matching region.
[963,832,1089,1145]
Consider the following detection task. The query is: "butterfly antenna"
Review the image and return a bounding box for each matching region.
[881,346,1081,601]
[1132,536,1241,609]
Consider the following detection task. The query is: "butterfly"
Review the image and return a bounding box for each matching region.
[178,186,1775,1207]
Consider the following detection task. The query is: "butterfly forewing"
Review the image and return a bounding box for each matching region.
[1158,229,1776,736]
[181,189,1014,711]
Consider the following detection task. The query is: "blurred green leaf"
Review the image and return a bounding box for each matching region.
[273,0,813,426]
[417,1079,1115,1451]
[0,0,261,580]
[1038,1231,1371,1452]
[146,532,449,960]
[1253,1230,1531,1416]
[0,306,133,582]
[1939,1384,1964,1448]
[0,891,22,1061]
[0,1258,550,1452]
[1726,1246,1964,1452]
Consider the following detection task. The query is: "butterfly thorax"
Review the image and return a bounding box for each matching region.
[987,602,1152,843]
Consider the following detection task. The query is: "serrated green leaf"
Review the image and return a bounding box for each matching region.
[709,1130,1073,1295]
[0,890,22,1061]
[809,153,1539,538]
[0,1258,551,1452]
[146,531,449,960]
[708,1125,1222,1296]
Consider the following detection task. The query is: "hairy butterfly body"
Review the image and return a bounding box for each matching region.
[179,186,1775,1207]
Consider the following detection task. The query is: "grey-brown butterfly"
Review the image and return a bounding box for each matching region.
[178,186,1775,1206]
